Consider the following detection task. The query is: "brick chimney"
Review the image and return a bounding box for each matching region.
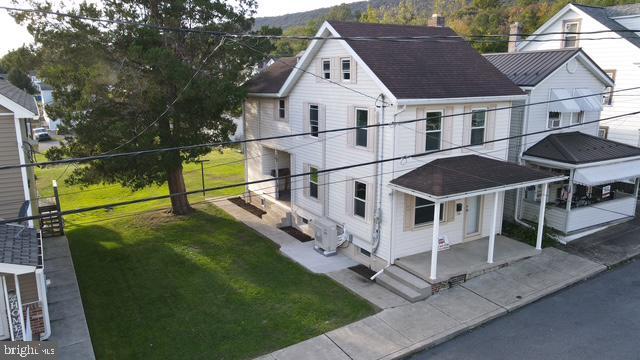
[508,22,523,53]
[428,13,445,27]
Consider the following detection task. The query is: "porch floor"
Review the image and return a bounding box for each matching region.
[395,235,540,284]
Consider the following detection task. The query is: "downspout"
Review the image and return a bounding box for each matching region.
[514,93,533,228]
[35,268,51,340]
[371,94,386,253]
[388,104,406,265]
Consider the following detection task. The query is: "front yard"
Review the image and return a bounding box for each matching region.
[35,149,376,359]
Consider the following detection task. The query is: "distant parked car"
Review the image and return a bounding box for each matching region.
[33,127,51,141]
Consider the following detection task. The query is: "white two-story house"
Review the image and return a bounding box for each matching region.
[516,3,640,146]
[242,21,564,301]
[486,48,640,242]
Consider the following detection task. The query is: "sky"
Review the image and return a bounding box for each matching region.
[0,0,362,56]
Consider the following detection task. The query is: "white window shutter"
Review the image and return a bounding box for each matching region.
[317,172,325,205]
[367,106,377,152]
[303,163,310,198]
[303,102,310,133]
[365,180,374,223]
[462,105,472,151]
[332,57,339,82]
[403,194,415,231]
[319,104,327,138]
[316,59,323,83]
[345,178,354,216]
[443,106,454,152]
[415,107,426,154]
[347,105,355,147]
[485,104,496,150]
[350,57,357,84]
[273,99,279,122]
[446,201,456,222]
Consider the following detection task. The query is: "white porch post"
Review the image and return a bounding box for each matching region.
[13,274,25,341]
[536,183,549,250]
[430,201,441,280]
[274,149,279,199]
[487,191,501,264]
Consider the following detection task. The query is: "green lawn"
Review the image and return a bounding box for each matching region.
[35,149,376,359]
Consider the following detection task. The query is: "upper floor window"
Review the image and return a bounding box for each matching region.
[598,126,609,139]
[309,166,319,199]
[322,59,331,80]
[548,111,561,129]
[425,111,443,151]
[341,58,351,81]
[355,108,368,147]
[414,197,444,226]
[603,70,616,105]
[278,99,286,119]
[309,104,319,137]
[353,181,367,218]
[563,20,580,48]
[470,109,486,146]
[571,111,584,125]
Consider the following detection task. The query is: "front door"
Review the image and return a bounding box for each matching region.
[465,196,482,238]
[0,277,10,340]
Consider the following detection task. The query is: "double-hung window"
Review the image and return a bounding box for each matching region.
[309,167,319,199]
[278,99,286,119]
[341,58,351,81]
[322,59,331,79]
[470,109,486,146]
[309,104,319,137]
[563,20,580,48]
[353,181,367,218]
[571,111,584,125]
[355,108,368,147]
[414,197,444,226]
[548,112,561,128]
[425,111,442,151]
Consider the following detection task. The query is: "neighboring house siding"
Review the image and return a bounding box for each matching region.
[0,115,27,220]
[520,7,640,146]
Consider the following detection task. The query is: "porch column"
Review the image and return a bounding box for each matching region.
[430,201,441,280]
[274,149,279,199]
[487,191,501,264]
[13,274,25,341]
[536,183,549,250]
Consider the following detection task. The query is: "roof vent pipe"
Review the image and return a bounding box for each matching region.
[428,13,445,27]
[509,22,523,53]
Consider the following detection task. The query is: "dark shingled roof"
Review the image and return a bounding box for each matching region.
[390,155,558,198]
[524,132,640,164]
[328,21,524,99]
[246,57,297,94]
[573,4,640,49]
[0,225,42,268]
[604,3,640,17]
[484,49,581,87]
[0,79,39,115]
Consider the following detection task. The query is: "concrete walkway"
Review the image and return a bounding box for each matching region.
[44,236,96,360]
[256,248,604,360]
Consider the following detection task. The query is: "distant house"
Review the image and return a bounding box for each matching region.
[241,21,563,300]
[516,3,640,146]
[486,48,640,241]
[37,83,61,131]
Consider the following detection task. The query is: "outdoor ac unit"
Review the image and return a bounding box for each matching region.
[313,219,340,256]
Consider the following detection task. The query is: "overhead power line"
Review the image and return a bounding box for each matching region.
[4,86,638,172]
[1,109,637,225]
[2,5,640,43]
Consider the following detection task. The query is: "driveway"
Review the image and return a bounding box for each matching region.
[410,258,640,360]
[560,203,640,266]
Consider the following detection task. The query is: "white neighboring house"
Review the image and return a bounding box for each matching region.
[242,21,564,300]
[38,83,61,131]
[486,48,640,242]
[516,3,640,146]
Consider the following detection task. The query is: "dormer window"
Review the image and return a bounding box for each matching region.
[322,59,331,79]
[563,20,580,48]
[341,58,351,81]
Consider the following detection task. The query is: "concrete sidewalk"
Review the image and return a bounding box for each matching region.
[44,236,96,360]
[256,248,605,360]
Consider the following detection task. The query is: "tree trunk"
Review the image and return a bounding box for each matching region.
[167,164,193,215]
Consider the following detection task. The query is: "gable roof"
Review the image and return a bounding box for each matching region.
[0,224,42,268]
[572,4,640,49]
[0,79,39,116]
[246,57,297,94]
[326,21,524,100]
[483,48,613,87]
[605,3,640,17]
[523,132,640,164]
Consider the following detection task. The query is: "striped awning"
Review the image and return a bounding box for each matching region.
[549,89,581,113]
[573,88,603,112]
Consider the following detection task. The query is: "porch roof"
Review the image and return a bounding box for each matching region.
[389,155,565,201]
[0,224,41,274]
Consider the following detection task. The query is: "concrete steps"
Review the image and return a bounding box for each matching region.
[376,265,432,302]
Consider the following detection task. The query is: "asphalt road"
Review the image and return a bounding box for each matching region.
[411,259,640,360]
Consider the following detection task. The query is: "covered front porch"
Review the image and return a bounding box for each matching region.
[395,235,539,284]
[388,155,565,284]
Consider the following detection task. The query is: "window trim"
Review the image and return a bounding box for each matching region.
[547,111,561,129]
[570,111,584,125]
[322,59,331,80]
[309,104,319,138]
[353,180,367,219]
[424,110,443,152]
[341,57,351,82]
[470,108,487,146]
[562,19,581,48]
[355,107,369,148]
[598,126,609,139]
